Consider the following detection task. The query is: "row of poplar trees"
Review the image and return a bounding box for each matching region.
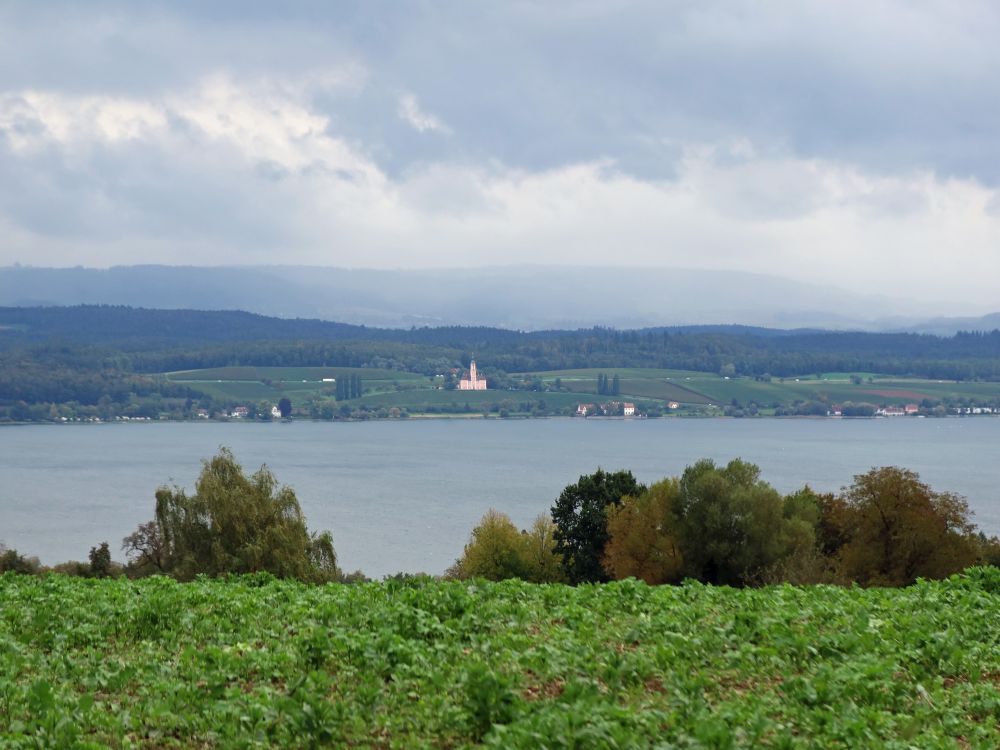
[335,374,363,401]
[596,373,620,396]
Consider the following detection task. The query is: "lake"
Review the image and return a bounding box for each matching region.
[2,418,998,577]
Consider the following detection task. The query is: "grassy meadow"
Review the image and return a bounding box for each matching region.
[524,368,1000,410]
[3,571,1000,748]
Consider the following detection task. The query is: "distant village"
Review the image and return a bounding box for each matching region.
[575,401,676,418]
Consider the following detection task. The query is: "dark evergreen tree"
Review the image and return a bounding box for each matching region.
[277,397,292,418]
[612,374,620,396]
[551,468,646,584]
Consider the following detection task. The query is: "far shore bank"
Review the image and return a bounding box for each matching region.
[3,413,997,428]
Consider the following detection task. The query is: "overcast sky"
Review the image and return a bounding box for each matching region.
[2,1,999,310]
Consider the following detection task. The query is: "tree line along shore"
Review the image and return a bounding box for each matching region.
[4,448,998,590]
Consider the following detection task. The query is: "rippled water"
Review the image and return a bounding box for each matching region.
[2,418,998,577]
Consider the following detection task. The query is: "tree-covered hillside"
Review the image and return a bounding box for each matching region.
[4,305,1000,421]
[4,305,1000,378]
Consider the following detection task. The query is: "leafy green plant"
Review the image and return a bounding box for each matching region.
[2,572,1000,747]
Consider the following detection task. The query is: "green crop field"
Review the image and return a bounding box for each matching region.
[691,377,1000,407]
[526,368,718,405]
[618,379,713,404]
[164,367,432,409]
[168,366,426,383]
[527,367,714,380]
[530,366,1000,410]
[559,378,712,405]
[3,571,1000,748]
[351,390,585,410]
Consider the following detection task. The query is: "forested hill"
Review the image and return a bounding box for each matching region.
[2,304,1000,380]
[0,305,809,346]
[0,306,373,346]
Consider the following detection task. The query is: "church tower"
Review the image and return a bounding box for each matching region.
[458,358,487,390]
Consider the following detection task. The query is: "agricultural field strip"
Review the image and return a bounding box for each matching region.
[165,365,1000,411]
[2,572,1000,747]
[354,390,585,408]
[168,366,426,382]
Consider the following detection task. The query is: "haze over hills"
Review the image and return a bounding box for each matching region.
[0,265,993,333]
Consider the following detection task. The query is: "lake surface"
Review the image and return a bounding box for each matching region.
[2,418,998,577]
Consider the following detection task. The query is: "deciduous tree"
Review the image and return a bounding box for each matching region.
[520,515,565,583]
[88,542,112,578]
[837,467,977,586]
[453,511,564,583]
[603,479,683,584]
[673,459,789,586]
[455,510,525,581]
[124,448,339,582]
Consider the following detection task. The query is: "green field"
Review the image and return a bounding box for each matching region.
[3,571,1000,748]
[170,380,337,404]
[691,377,1000,407]
[526,368,1000,409]
[351,389,585,410]
[166,367,433,410]
[163,364,1000,416]
[169,366,426,382]
[527,367,713,380]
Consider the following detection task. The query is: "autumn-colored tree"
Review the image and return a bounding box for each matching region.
[454,511,564,583]
[814,491,852,557]
[603,479,683,584]
[455,510,529,581]
[519,515,566,583]
[836,467,978,586]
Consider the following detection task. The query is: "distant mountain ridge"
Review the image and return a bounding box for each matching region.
[0,264,993,332]
[0,305,827,349]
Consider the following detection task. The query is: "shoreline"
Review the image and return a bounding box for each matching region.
[2,413,995,427]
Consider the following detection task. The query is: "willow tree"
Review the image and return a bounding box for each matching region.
[125,447,338,582]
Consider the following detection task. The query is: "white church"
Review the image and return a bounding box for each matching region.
[457,359,487,390]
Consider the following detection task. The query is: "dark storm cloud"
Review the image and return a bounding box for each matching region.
[2,0,1000,309]
[4,1,998,180]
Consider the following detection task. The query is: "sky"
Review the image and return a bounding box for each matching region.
[1,0,999,310]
